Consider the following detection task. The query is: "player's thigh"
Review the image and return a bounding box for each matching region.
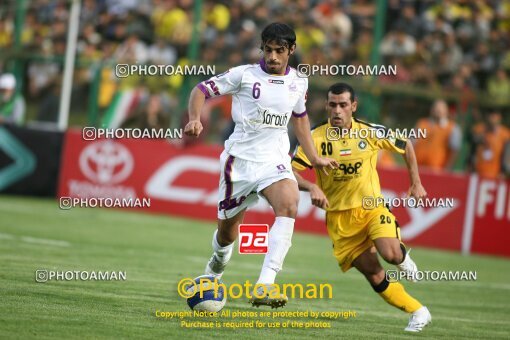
[327,210,373,273]
[217,152,259,220]
[216,209,246,245]
[373,238,402,264]
[260,178,299,217]
[352,246,385,285]
[258,158,299,217]
[367,206,403,264]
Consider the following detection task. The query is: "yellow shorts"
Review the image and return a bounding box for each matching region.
[326,205,401,272]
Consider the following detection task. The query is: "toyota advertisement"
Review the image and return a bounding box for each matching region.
[58,129,510,258]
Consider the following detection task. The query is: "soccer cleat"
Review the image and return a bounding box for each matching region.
[405,306,431,332]
[204,253,228,278]
[249,284,288,309]
[397,249,418,282]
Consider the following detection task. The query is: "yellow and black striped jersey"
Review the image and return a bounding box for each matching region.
[291,118,407,211]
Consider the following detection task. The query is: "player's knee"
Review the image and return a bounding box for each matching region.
[274,198,298,218]
[356,264,384,286]
[380,248,403,265]
[365,271,385,287]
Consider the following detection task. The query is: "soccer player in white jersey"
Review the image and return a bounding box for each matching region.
[184,22,338,308]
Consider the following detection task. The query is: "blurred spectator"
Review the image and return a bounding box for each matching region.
[467,42,497,89]
[312,3,352,47]
[392,4,423,38]
[204,1,231,33]
[0,74,25,125]
[35,81,61,123]
[413,99,462,172]
[105,0,139,17]
[295,19,326,58]
[147,38,177,65]
[121,93,170,130]
[27,59,60,99]
[81,0,101,26]
[487,68,510,106]
[380,25,417,59]
[151,0,191,47]
[114,33,148,64]
[380,57,411,83]
[0,17,13,48]
[471,108,510,179]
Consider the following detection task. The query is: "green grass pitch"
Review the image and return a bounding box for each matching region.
[1,195,509,339]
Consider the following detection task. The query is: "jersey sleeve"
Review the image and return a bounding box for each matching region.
[292,78,308,118]
[370,127,407,154]
[291,143,312,171]
[196,65,248,99]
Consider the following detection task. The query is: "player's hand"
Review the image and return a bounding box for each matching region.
[311,157,338,176]
[408,182,427,200]
[184,120,203,137]
[310,184,329,209]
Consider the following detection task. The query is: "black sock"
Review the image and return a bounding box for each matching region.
[399,243,407,264]
[371,277,390,293]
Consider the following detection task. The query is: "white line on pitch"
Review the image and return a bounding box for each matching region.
[21,236,70,247]
[0,232,15,239]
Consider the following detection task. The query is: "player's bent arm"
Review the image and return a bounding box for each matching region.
[292,167,315,191]
[292,116,338,172]
[292,167,329,209]
[184,86,206,137]
[403,141,427,199]
[292,115,319,163]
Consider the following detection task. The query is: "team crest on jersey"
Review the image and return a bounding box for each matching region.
[268,79,284,84]
[358,140,367,150]
[288,82,298,92]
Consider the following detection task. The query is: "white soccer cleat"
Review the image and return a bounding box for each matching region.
[204,253,229,278]
[405,306,431,332]
[249,284,288,309]
[397,249,418,282]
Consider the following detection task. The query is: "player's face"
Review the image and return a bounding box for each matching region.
[263,41,294,75]
[326,92,357,128]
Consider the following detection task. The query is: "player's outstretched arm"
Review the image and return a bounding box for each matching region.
[292,167,329,209]
[403,141,427,199]
[184,86,206,137]
[292,115,338,174]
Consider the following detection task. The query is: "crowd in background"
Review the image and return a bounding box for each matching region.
[0,0,509,178]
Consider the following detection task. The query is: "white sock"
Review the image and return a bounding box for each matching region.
[212,229,233,263]
[257,216,295,284]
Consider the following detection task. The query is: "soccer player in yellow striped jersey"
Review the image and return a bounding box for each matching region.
[292,83,432,332]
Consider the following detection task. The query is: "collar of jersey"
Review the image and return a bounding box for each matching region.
[259,58,291,76]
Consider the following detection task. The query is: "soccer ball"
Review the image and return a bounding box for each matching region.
[185,275,226,312]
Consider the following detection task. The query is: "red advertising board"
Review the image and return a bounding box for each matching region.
[58,130,510,257]
[469,178,510,257]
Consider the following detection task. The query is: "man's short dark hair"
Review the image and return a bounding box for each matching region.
[327,83,356,102]
[260,22,296,50]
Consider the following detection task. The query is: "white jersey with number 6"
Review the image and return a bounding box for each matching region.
[197,59,308,162]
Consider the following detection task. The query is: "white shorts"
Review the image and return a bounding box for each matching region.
[217,150,296,219]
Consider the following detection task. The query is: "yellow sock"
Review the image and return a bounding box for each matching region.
[372,278,422,313]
